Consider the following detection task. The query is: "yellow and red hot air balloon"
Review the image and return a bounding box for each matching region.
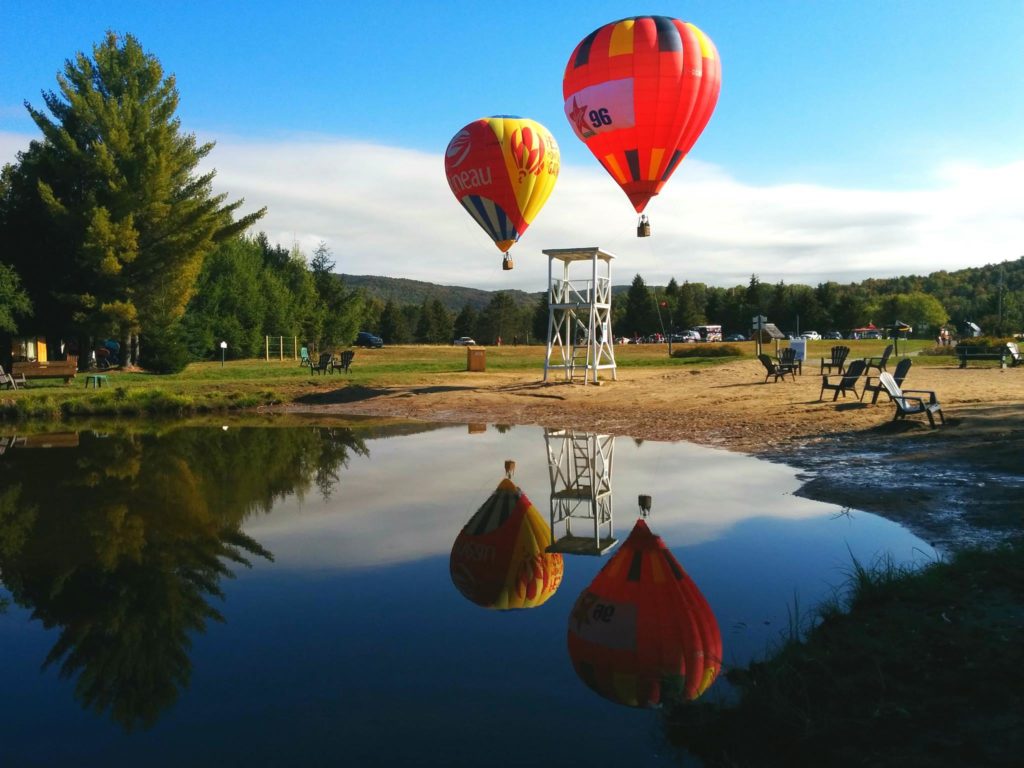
[562,16,721,234]
[445,116,560,270]
[567,517,721,707]
[450,475,564,610]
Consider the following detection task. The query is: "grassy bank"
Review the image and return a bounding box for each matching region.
[1,339,945,421]
[666,542,1024,767]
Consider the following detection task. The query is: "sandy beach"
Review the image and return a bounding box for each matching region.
[284,355,1024,550]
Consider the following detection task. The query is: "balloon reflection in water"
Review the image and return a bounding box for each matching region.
[567,502,721,707]
[450,463,564,610]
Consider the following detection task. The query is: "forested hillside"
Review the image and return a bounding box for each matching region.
[341,274,538,312]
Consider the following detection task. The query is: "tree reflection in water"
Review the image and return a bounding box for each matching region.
[0,425,367,730]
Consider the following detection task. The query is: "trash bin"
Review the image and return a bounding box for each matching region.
[789,338,806,362]
[467,346,486,372]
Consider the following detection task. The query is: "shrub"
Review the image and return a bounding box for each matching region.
[141,322,192,374]
[671,344,744,359]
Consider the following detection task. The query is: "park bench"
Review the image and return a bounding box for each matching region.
[11,356,79,384]
[956,344,1019,369]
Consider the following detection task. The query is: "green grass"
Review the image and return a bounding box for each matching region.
[664,543,1024,767]
[0,338,954,421]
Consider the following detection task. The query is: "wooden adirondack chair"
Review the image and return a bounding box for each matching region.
[820,345,849,375]
[311,352,333,375]
[0,364,27,390]
[778,347,801,376]
[332,350,355,373]
[1006,342,1022,367]
[863,344,894,375]
[758,353,794,383]
[819,358,866,401]
[878,371,944,428]
[862,357,912,404]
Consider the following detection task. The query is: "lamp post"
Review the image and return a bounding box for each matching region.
[220,340,227,368]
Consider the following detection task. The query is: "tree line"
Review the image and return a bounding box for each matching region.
[622,259,1023,340]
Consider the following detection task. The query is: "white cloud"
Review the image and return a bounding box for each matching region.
[4,130,1023,290]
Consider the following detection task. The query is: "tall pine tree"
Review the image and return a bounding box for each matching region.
[3,32,264,370]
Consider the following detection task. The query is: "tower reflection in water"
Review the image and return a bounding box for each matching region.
[544,429,617,557]
[567,495,722,708]
[449,460,564,610]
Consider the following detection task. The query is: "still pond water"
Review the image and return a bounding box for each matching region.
[0,421,935,767]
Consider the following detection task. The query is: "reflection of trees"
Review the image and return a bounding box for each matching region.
[0,425,366,729]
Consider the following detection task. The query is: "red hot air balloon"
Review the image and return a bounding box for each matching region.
[567,517,721,706]
[562,16,721,232]
[450,475,564,610]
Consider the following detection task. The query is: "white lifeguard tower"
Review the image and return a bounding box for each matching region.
[542,247,617,384]
[544,428,617,556]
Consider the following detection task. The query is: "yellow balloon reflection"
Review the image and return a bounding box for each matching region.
[450,475,564,610]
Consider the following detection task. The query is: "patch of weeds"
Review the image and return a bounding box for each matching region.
[663,545,1024,767]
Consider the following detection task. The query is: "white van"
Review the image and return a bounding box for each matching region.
[692,325,723,342]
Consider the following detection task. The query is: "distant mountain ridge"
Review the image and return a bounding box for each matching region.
[341,274,542,312]
[343,256,1024,320]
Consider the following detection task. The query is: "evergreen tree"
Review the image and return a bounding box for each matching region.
[2,32,264,368]
[622,274,656,338]
[531,292,549,343]
[428,298,453,343]
[378,300,410,344]
[360,296,385,337]
[478,292,519,345]
[310,242,363,349]
[414,298,434,343]
[676,282,705,329]
[280,245,322,345]
[0,264,33,334]
[181,236,300,360]
[453,303,479,340]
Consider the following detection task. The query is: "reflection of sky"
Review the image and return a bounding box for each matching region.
[242,423,938,667]
[243,425,921,568]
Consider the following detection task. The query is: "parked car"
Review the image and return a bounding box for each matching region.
[354,331,384,348]
[801,331,821,341]
[725,333,747,342]
[823,331,843,340]
[675,330,701,343]
[452,336,477,346]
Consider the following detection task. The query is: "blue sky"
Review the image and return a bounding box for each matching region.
[3,1,1023,291]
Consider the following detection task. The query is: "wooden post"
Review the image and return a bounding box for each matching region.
[265,336,269,361]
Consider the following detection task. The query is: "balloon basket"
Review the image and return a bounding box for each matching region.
[637,215,651,238]
[502,255,515,270]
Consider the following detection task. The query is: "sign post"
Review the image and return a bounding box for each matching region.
[751,315,767,356]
